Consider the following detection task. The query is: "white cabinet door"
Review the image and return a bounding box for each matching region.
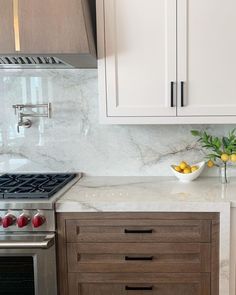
[98,0,176,119]
[178,0,236,117]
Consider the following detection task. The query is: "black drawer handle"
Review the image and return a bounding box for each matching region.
[125,286,153,291]
[125,256,153,261]
[181,81,185,107]
[171,81,174,107]
[124,229,153,234]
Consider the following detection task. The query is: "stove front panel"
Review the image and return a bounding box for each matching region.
[0,209,55,232]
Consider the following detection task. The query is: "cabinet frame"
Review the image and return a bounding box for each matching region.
[57,212,219,295]
[97,0,236,124]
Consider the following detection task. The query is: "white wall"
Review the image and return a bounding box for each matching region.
[0,69,235,176]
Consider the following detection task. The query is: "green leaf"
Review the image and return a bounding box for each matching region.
[190,129,236,156]
[203,132,208,141]
[207,153,221,159]
[215,137,220,145]
[222,137,230,148]
[230,128,236,137]
[191,130,200,136]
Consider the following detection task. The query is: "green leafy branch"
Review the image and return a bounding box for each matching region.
[191,129,236,162]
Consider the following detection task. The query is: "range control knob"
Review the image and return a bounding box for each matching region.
[17,214,30,228]
[32,213,46,228]
[2,214,16,228]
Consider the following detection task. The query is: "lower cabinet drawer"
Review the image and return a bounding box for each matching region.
[66,218,211,243]
[57,213,219,295]
[68,273,210,295]
[67,243,211,273]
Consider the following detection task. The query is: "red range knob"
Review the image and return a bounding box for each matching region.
[2,214,16,228]
[17,214,30,228]
[32,213,46,228]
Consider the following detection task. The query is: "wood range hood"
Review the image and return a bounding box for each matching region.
[0,0,97,69]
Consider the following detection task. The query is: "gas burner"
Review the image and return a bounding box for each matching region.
[0,173,76,199]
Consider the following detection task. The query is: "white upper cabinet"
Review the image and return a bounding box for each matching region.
[97,0,177,121]
[97,0,236,124]
[177,0,236,117]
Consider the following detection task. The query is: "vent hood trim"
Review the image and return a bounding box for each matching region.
[0,56,73,69]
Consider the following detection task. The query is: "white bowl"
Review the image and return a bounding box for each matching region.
[170,161,205,183]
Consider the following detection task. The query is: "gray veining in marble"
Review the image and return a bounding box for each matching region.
[0,69,236,175]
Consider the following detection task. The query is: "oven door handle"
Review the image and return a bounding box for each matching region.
[0,234,55,249]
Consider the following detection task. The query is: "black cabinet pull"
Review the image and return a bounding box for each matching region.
[181,81,185,107]
[124,229,153,234]
[171,81,174,107]
[125,256,153,261]
[125,286,153,291]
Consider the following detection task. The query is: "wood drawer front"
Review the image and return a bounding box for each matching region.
[66,219,211,243]
[68,273,210,295]
[67,243,211,273]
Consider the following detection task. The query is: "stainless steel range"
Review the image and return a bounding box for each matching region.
[0,173,81,295]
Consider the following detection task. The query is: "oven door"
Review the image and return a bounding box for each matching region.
[0,234,57,295]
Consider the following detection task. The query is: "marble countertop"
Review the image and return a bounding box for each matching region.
[56,176,236,212]
[55,176,231,295]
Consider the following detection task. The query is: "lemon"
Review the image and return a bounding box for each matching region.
[183,167,191,174]
[207,160,214,168]
[221,153,229,162]
[174,166,182,172]
[231,154,236,162]
[179,161,188,170]
[191,166,199,172]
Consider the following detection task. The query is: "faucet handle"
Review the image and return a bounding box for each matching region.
[13,105,18,115]
[17,123,20,133]
[12,104,24,115]
[16,118,32,133]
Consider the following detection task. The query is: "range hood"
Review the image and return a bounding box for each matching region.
[0,0,97,69]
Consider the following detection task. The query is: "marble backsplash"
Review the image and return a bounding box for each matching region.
[0,69,235,176]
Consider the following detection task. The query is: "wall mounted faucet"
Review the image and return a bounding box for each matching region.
[12,103,52,133]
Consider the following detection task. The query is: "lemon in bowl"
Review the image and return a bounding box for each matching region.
[171,161,205,182]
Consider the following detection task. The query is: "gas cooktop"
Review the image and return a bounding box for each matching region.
[0,173,76,199]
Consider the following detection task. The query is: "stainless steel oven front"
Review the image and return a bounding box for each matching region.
[0,233,57,295]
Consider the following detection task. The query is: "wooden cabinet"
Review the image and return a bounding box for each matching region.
[97,0,236,123]
[67,242,211,273]
[66,218,211,243]
[57,212,219,295]
[68,274,211,295]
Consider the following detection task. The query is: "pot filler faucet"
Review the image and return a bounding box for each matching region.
[12,103,52,133]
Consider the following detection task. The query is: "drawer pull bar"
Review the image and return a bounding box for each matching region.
[125,286,153,291]
[171,81,174,107]
[124,229,153,234]
[181,81,185,107]
[125,256,153,261]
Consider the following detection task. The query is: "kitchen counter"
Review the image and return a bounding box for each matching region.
[56,176,236,212]
[56,176,233,295]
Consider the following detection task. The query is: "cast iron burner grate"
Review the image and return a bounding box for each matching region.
[0,173,76,199]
